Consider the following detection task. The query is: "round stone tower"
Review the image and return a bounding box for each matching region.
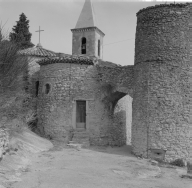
[132,3,191,161]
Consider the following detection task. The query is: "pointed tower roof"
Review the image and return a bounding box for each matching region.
[75,0,96,29]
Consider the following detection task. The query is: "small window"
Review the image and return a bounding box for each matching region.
[81,37,86,54]
[45,83,50,94]
[98,40,100,57]
[35,81,39,97]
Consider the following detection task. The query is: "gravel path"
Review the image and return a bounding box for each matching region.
[6,143,192,188]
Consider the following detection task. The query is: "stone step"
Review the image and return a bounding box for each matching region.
[67,143,82,150]
[73,129,88,133]
[75,128,87,132]
[73,131,89,139]
[73,134,89,139]
[72,138,89,143]
[73,131,89,135]
[68,141,90,148]
[71,130,90,148]
[69,141,76,144]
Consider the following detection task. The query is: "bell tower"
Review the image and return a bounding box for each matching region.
[71,0,105,59]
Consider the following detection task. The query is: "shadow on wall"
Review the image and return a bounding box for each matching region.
[113,95,133,146]
[110,110,126,146]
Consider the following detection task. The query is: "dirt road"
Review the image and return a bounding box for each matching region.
[8,143,192,188]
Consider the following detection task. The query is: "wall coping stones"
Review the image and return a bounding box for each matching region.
[137,2,190,16]
[37,55,95,66]
[71,26,105,36]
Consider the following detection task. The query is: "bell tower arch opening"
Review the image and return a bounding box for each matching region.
[98,39,100,57]
[81,37,87,54]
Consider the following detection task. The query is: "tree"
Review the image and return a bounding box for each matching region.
[0,25,35,130]
[0,26,28,92]
[9,13,34,49]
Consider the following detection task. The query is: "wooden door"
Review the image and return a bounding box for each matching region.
[76,101,86,129]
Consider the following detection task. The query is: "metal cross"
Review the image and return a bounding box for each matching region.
[36,26,44,44]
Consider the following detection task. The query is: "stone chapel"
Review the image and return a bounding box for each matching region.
[34,0,133,147]
[20,1,191,162]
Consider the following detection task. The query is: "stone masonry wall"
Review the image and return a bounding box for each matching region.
[96,61,134,96]
[189,3,192,160]
[133,3,190,161]
[132,62,149,157]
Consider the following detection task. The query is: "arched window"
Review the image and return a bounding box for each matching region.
[35,81,39,97]
[45,83,50,94]
[81,37,86,54]
[98,40,100,57]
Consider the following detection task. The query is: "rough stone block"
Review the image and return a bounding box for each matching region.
[187,161,192,174]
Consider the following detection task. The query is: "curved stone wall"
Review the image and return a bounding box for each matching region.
[132,3,191,161]
[189,3,192,160]
[37,62,117,145]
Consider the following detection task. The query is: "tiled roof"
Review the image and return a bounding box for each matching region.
[37,54,94,66]
[19,43,57,57]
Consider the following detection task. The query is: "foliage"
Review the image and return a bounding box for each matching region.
[9,13,34,49]
[0,39,28,92]
[0,25,35,131]
[170,159,186,167]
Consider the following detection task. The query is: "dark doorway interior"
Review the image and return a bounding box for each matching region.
[35,81,39,97]
[76,100,86,129]
[81,37,86,54]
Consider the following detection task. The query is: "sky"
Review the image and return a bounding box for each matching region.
[0,0,190,66]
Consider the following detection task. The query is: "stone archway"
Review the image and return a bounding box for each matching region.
[105,90,132,147]
[96,61,134,147]
[114,95,132,145]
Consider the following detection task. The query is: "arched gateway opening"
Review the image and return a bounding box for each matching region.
[114,95,132,145]
[106,90,132,147]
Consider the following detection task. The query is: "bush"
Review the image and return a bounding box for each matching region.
[0,24,34,132]
[170,159,186,167]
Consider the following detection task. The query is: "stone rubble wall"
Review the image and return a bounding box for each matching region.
[109,110,126,146]
[96,61,134,96]
[132,62,150,157]
[189,3,192,160]
[133,3,190,161]
[0,128,9,161]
